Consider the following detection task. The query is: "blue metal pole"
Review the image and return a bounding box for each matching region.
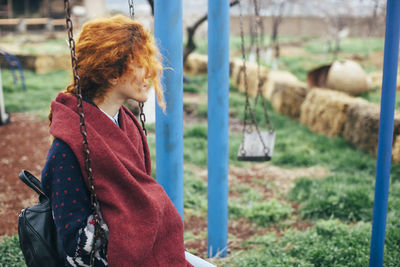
[207,0,230,258]
[154,0,184,219]
[369,1,400,266]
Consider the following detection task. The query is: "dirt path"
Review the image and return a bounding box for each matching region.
[0,113,51,236]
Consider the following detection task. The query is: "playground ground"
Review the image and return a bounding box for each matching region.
[1,35,400,266]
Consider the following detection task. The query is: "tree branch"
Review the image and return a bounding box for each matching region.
[183,0,239,63]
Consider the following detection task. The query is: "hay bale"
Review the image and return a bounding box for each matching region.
[35,55,58,74]
[54,54,71,71]
[343,101,400,155]
[184,53,208,75]
[0,54,70,74]
[236,61,268,97]
[230,58,244,87]
[270,81,309,119]
[392,135,400,163]
[263,70,299,99]
[300,88,366,137]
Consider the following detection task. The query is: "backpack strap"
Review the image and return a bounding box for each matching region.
[19,170,46,199]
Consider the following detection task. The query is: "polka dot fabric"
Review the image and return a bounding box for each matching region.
[41,138,107,266]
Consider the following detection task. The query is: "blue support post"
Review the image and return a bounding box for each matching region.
[369,1,400,266]
[154,0,184,219]
[207,0,230,258]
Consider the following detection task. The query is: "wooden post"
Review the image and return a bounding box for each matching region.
[24,0,29,17]
[7,0,13,18]
[0,68,10,125]
[43,0,50,17]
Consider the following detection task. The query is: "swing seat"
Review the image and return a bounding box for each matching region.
[237,130,276,161]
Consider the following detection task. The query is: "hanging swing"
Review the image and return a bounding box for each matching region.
[237,0,276,162]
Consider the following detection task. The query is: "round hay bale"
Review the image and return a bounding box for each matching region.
[343,102,400,155]
[270,81,309,119]
[307,60,370,95]
[183,53,208,75]
[263,70,299,99]
[300,88,366,137]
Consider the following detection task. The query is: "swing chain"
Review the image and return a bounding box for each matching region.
[64,1,107,265]
[139,102,147,136]
[238,0,269,155]
[252,0,273,132]
[127,0,147,136]
[128,0,135,19]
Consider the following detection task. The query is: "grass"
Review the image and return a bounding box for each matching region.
[0,236,25,267]
[304,37,384,56]
[2,69,70,118]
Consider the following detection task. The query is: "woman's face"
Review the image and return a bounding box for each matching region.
[113,62,149,103]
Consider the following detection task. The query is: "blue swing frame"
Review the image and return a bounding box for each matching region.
[153,0,400,263]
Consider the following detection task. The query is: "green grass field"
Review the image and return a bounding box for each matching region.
[2,36,400,266]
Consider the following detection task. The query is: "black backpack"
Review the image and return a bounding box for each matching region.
[17,170,64,267]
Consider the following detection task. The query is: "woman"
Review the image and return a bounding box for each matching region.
[41,15,212,267]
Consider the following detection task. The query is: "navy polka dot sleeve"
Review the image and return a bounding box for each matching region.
[41,138,108,266]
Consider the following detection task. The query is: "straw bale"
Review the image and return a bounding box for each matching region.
[34,54,70,74]
[53,54,71,71]
[263,70,299,99]
[183,53,208,75]
[343,101,400,155]
[300,88,366,137]
[236,61,268,97]
[0,54,70,74]
[230,58,244,87]
[392,135,400,163]
[270,81,309,119]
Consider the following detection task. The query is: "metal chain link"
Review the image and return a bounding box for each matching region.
[139,102,147,135]
[128,0,147,136]
[238,0,269,155]
[252,0,274,132]
[64,1,106,265]
[128,0,135,19]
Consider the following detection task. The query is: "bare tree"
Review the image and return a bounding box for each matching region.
[364,0,386,36]
[145,0,239,64]
[311,0,353,59]
[257,0,295,68]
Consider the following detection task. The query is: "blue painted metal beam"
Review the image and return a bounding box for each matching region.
[207,0,230,258]
[369,1,400,266]
[154,0,184,219]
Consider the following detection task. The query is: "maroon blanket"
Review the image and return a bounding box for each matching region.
[50,92,191,267]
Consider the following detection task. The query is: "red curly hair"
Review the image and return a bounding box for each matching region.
[49,15,164,124]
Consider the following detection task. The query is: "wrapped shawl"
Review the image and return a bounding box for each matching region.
[50,92,191,267]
